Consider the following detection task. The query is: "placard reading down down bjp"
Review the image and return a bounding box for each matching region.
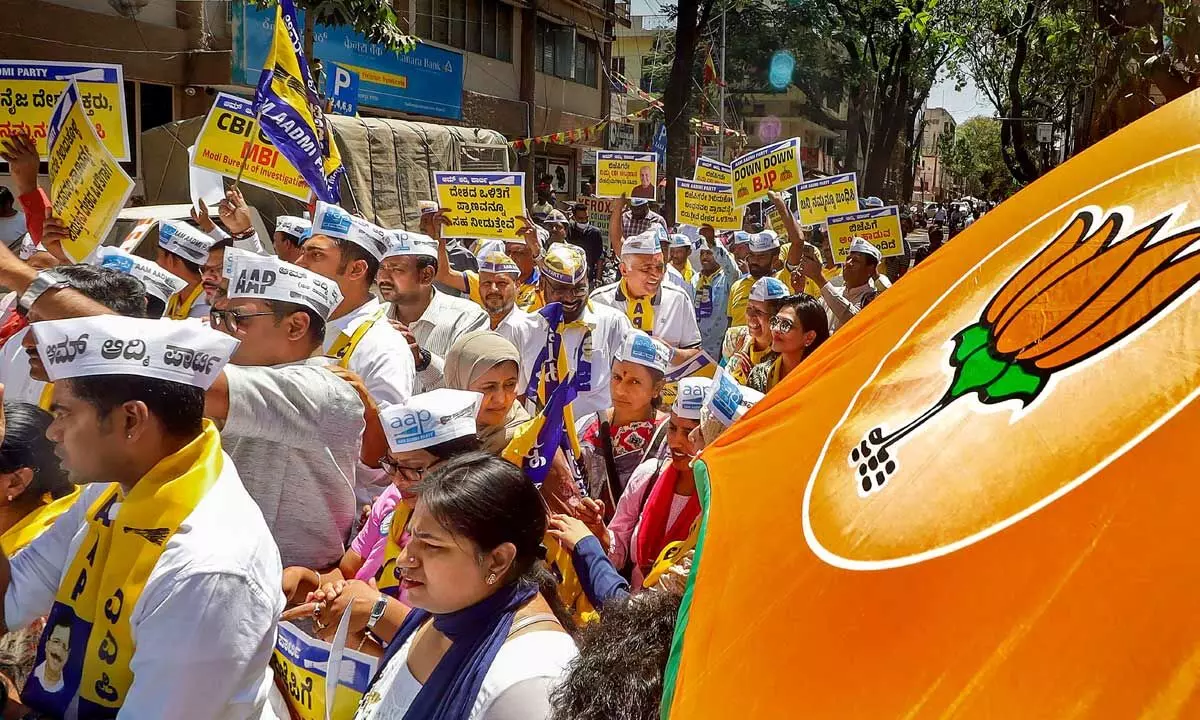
[663,88,1200,719]
[730,137,803,207]
[434,172,526,242]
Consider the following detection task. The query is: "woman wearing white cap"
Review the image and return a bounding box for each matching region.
[721,276,789,384]
[747,294,830,393]
[575,331,671,513]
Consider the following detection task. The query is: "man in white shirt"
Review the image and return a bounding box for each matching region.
[156,219,217,321]
[529,243,631,417]
[0,187,26,249]
[296,202,415,407]
[378,230,487,391]
[591,230,701,352]
[272,215,310,263]
[800,236,888,331]
[205,253,363,570]
[1,296,281,719]
[462,246,545,393]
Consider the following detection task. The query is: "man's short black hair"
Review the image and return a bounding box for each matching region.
[209,238,234,255]
[163,248,201,276]
[416,255,438,274]
[267,299,326,346]
[144,295,167,319]
[56,264,149,318]
[0,187,12,209]
[68,375,205,439]
[333,238,380,284]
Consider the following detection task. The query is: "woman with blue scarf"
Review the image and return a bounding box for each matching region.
[352,451,577,720]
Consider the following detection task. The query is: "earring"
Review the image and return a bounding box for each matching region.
[486,573,497,585]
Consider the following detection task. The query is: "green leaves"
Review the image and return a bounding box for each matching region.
[947,323,1048,406]
[254,0,417,54]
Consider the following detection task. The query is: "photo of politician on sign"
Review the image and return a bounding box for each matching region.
[596,151,658,199]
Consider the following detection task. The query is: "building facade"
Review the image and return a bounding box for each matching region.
[915,106,956,201]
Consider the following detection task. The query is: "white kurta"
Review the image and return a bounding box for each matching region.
[324,297,416,408]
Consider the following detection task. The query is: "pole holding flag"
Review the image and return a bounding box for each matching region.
[252,0,345,203]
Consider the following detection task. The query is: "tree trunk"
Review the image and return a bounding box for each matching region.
[844,86,867,175]
[661,0,713,222]
[861,29,914,197]
[1002,1,1041,183]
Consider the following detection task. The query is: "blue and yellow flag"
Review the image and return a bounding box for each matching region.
[252,0,344,203]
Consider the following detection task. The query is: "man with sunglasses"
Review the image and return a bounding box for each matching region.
[204,253,365,569]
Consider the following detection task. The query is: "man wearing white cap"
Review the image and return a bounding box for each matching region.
[272,215,311,263]
[96,247,188,319]
[726,229,794,329]
[610,196,667,246]
[205,253,364,570]
[662,232,696,303]
[689,229,739,361]
[297,201,415,407]
[800,236,886,331]
[379,230,487,391]
[591,230,701,353]
[418,200,478,297]
[7,313,281,719]
[432,217,546,313]
[460,247,544,393]
[155,219,217,321]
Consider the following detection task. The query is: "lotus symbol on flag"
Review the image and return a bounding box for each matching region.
[853,207,1200,495]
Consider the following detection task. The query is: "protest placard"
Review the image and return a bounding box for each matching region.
[596,151,658,199]
[579,196,611,236]
[190,92,311,202]
[795,172,860,226]
[434,171,526,241]
[694,156,732,184]
[46,80,133,263]
[675,179,741,231]
[731,137,803,207]
[0,60,129,161]
[271,621,378,720]
[826,205,905,262]
[761,202,790,237]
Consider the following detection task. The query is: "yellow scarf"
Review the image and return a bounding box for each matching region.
[0,488,81,556]
[328,307,388,368]
[545,533,596,624]
[376,499,414,598]
[37,383,55,412]
[643,515,700,589]
[23,421,223,717]
[165,283,204,321]
[676,262,693,284]
[620,278,655,335]
[767,355,786,391]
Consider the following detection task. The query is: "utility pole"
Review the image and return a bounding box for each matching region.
[717,1,726,160]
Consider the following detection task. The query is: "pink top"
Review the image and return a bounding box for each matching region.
[349,485,402,582]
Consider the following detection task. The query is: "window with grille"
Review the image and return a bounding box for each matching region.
[415,0,513,61]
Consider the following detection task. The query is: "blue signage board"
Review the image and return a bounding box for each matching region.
[325,63,360,116]
[232,0,464,120]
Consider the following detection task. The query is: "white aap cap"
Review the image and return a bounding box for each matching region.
[668,233,692,249]
[476,249,520,275]
[384,230,438,260]
[705,367,765,427]
[749,276,790,302]
[379,388,482,452]
[275,216,311,238]
[862,196,884,209]
[747,230,781,253]
[622,230,663,256]
[222,247,260,281]
[95,247,188,305]
[848,237,883,262]
[615,330,672,374]
[418,200,440,216]
[730,231,752,247]
[672,376,712,420]
[310,201,391,261]
[226,253,344,320]
[32,316,238,390]
[158,220,216,265]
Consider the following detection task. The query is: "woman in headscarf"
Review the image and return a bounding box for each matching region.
[443,330,530,455]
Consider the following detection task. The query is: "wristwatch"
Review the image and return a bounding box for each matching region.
[19,269,70,312]
[365,594,389,640]
[415,347,433,372]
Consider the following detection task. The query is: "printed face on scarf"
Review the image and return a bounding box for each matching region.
[377,256,431,305]
[609,360,662,417]
[469,360,520,429]
[666,412,700,470]
[541,277,588,320]
[399,501,517,614]
[200,246,227,303]
[479,271,518,317]
[620,252,665,298]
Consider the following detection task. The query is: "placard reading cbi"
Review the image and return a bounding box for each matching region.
[191,93,311,201]
[435,172,526,241]
[694,156,732,184]
[795,172,859,226]
[46,81,133,263]
[731,137,802,207]
[826,205,904,262]
[675,179,740,230]
[596,151,658,200]
[0,60,129,161]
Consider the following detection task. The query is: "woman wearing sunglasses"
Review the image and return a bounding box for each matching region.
[280,389,483,619]
[747,294,830,394]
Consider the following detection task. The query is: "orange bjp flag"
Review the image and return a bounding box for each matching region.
[664,89,1200,718]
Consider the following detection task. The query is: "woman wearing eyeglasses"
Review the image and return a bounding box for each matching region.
[747,294,830,394]
[280,389,483,617]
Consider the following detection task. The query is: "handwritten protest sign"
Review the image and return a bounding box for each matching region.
[826,205,905,262]
[579,196,611,236]
[191,92,311,201]
[46,81,133,263]
[675,179,740,231]
[596,151,658,200]
[434,171,526,241]
[271,621,378,720]
[0,60,129,161]
[694,156,732,185]
[795,172,860,226]
[731,138,803,207]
